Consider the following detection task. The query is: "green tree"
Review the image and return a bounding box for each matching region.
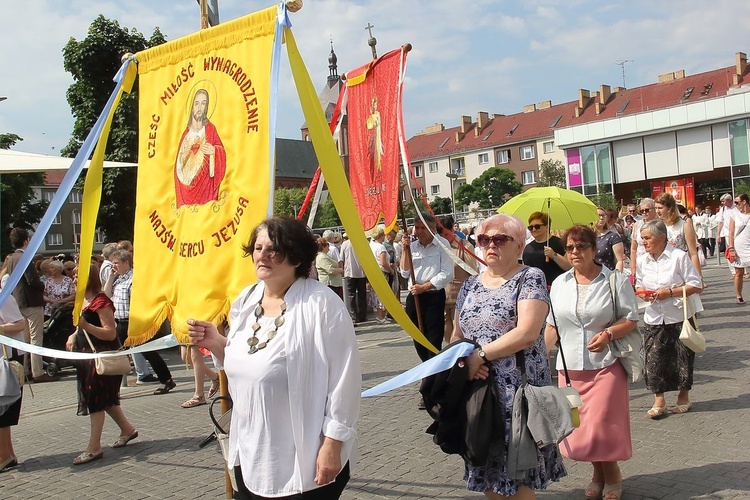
[273,187,308,218]
[0,133,23,150]
[0,134,49,256]
[537,159,566,188]
[62,16,167,242]
[314,196,342,228]
[589,184,617,210]
[430,196,453,215]
[455,167,522,209]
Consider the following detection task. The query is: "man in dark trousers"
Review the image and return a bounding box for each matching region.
[104,249,176,395]
[400,212,454,362]
[6,228,57,382]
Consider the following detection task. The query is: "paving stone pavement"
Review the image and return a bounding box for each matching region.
[1,261,749,499]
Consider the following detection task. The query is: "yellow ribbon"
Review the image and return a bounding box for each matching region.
[73,61,137,323]
[285,28,437,354]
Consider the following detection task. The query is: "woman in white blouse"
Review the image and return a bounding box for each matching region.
[636,220,703,418]
[187,216,361,499]
[0,296,28,473]
[546,225,638,500]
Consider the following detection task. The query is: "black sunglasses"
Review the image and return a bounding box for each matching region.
[476,234,515,248]
[565,243,592,252]
[641,208,651,213]
[527,224,545,231]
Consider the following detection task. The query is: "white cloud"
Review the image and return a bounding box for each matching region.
[1,0,747,155]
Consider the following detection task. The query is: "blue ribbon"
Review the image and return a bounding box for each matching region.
[0,58,134,310]
[361,341,475,398]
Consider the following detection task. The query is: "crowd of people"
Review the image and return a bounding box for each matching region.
[0,231,185,469]
[2,188,746,498]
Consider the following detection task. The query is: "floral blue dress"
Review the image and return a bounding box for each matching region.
[457,267,567,495]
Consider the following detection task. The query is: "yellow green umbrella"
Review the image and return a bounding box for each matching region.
[497,186,598,231]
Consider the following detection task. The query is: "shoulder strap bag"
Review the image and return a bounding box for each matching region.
[607,271,645,383]
[515,268,579,439]
[679,286,705,352]
[0,345,22,416]
[82,327,132,376]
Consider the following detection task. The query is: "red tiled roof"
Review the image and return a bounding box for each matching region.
[407,63,744,160]
[45,170,66,185]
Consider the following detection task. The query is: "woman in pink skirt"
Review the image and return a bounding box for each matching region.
[545,225,639,500]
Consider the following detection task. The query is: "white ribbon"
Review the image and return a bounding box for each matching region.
[0,333,179,360]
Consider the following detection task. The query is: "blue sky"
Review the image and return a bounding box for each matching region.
[1,0,747,156]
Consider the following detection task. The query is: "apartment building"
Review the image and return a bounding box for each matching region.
[407,50,750,212]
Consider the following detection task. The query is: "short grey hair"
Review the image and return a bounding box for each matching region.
[720,193,732,201]
[641,219,667,239]
[102,242,118,259]
[48,260,64,271]
[640,197,655,209]
[322,229,334,241]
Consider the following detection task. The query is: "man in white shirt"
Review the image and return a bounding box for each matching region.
[717,193,739,275]
[369,227,394,324]
[400,212,454,362]
[340,237,367,324]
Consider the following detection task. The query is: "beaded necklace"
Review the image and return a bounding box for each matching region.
[247,298,287,354]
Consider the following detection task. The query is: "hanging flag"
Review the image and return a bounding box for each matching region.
[346,48,406,232]
[127,5,287,345]
[286,33,437,354]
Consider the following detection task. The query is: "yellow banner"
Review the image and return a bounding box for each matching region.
[129,6,278,344]
[74,61,137,323]
[285,29,437,354]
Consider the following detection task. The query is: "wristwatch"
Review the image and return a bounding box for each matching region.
[478,348,487,361]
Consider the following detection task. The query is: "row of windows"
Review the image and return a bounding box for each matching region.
[51,212,82,225]
[43,190,82,203]
[414,142,554,177]
[46,231,105,246]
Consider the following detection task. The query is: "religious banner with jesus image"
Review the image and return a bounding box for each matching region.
[130,5,284,344]
[346,47,406,231]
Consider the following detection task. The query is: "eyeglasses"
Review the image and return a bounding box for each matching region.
[565,243,592,252]
[641,208,651,213]
[628,209,636,213]
[735,199,743,204]
[476,234,515,248]
[527,224,545,231]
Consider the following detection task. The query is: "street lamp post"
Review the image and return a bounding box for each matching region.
[446,172,459,218]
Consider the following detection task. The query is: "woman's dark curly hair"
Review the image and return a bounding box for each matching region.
[242,216,318,279]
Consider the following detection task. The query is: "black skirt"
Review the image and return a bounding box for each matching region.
[643,321,695,393]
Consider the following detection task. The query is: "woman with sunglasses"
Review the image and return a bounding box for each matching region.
[595,207,625,272]
[629,198,657,281]
[727,193,750,303]
[545,225,638,500]
[522,212,570,289]
[451,214,566,499]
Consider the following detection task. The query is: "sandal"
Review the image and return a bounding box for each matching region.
[73,451,103,465]
[584,480,604,499]
[671,402,692,414]
[113,430,139,448]
[153,379,176,395]
[647,405,668,419]
[603,481,623,500]
[181,395,207,408]
[208,378,220,399]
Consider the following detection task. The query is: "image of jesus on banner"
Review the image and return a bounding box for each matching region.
[366,96,384,178]
[175,88,227,208]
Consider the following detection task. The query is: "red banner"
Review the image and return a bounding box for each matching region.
[346,48,405,231]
